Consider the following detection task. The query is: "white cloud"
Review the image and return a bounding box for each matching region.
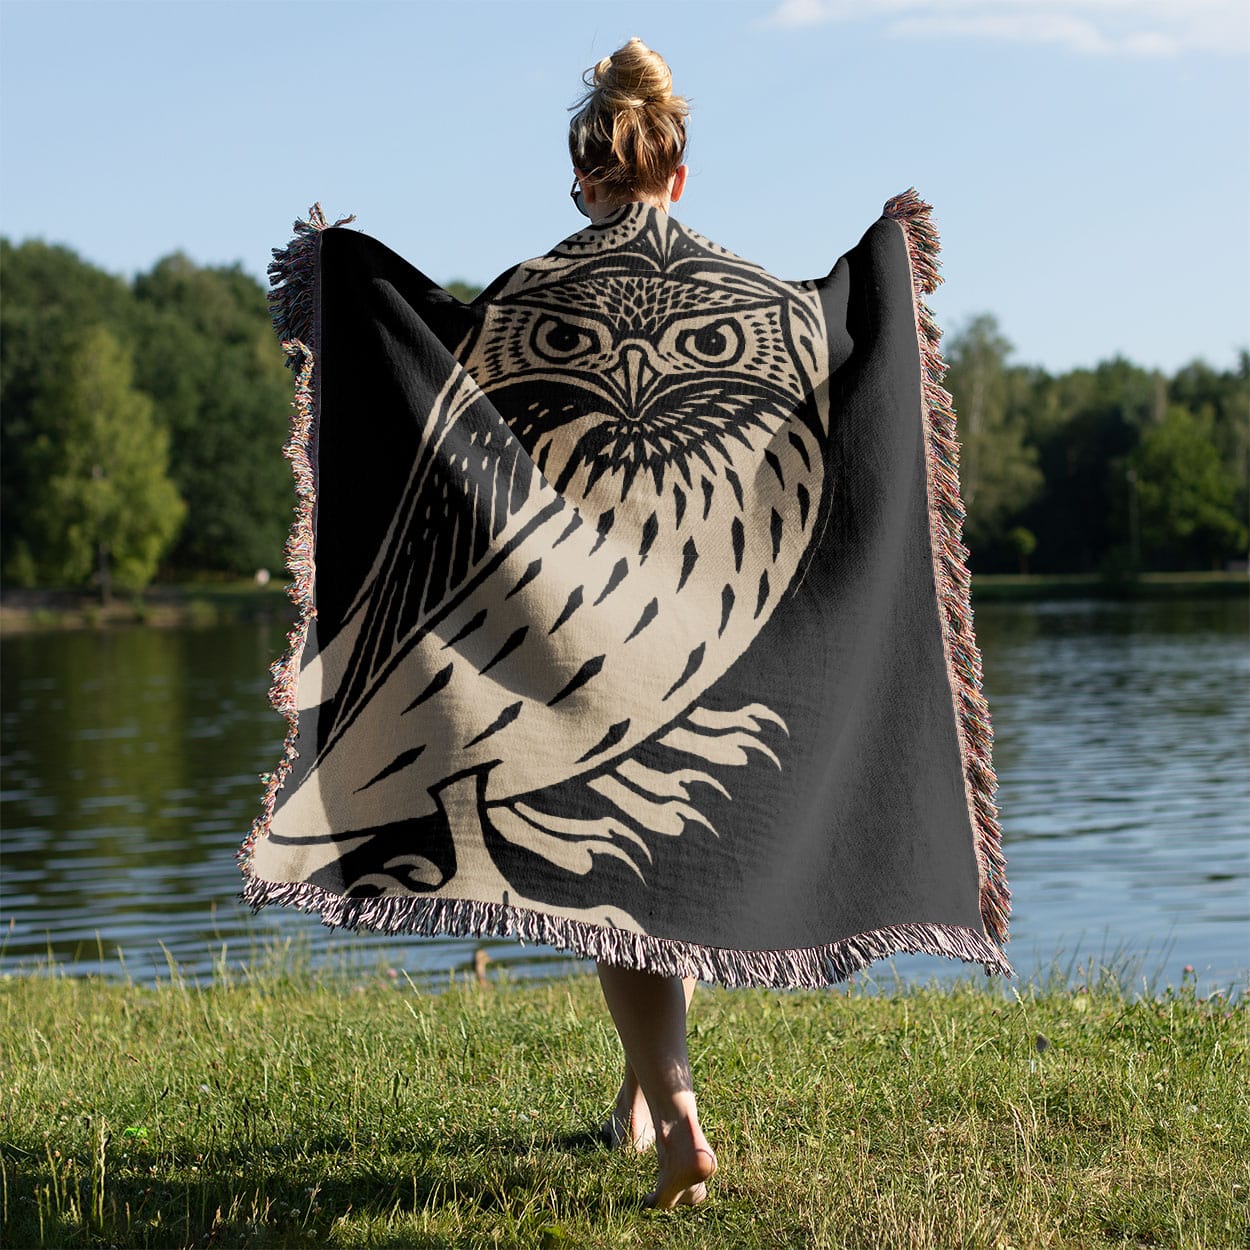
[765,0,1250,57]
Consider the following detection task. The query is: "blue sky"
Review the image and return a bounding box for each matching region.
[2,0,1246,375]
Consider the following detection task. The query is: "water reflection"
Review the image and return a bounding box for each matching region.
[2,596,1246,993]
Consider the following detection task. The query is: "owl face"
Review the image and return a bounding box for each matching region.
[461,252,827,503]
[477,274,805,404]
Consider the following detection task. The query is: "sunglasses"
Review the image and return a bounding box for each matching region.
[570,176,589,218]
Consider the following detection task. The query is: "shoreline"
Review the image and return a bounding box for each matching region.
[2,947,1245,1003]
[2,570,1245,635]
[0,581,293,634]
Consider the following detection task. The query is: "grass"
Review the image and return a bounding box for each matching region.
[1,958,1246,1250]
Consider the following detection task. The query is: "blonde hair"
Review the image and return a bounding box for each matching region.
[568,37,689,199]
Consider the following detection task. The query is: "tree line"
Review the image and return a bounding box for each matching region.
[1,238,1245,597]
[945,315,1247,577]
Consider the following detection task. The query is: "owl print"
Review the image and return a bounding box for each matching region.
[257,204,834,929]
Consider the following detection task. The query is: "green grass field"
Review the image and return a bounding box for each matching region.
[1,957,1246,1249]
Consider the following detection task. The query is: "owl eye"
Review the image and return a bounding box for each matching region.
[675,318,745,366]
[532,315,598,363]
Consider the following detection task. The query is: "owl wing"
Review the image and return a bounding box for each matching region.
[318,345,566,762]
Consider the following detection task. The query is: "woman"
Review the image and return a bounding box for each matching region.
[566,37,717,1210]
[243,36,1010,1214]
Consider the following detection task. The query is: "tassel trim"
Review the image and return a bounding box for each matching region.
[238,205,351,877]
[241,871,1014,988]
[883,188,1012,948]
[265,202,355,360]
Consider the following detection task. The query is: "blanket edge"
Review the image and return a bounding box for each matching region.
[883,188,1012,949]
[238,204,353,879]
[240,870,1014,987]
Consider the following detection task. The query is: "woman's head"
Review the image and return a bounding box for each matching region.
[568,37,688,207]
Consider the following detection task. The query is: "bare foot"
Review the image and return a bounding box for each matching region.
[601,1079,655,1151]
[644,1116,717,1210]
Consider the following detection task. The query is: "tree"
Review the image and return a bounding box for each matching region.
[1017,356,1161,573]
[131,256,294,574]
[942,315,1043,563]
[1,239,140,581]
[25,327,185,597]
[1169,353,1250,543]
[1006,526,1037,574]
[1126,404,1247,570]
[444,280,483,303]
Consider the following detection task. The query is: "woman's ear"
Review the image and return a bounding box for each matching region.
[669,164,688,203]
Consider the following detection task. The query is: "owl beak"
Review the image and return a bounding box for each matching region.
[612,345,658,415]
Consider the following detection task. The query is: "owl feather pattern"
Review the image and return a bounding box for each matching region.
[262,207,829,921]
[242,195,1013,987]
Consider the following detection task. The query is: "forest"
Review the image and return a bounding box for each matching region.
[1,237,1246,595]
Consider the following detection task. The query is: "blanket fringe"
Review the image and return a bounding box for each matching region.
[883,188,1011,949]
[265,203,355,358]
[241,871,1014,988]
[238,205,350,876]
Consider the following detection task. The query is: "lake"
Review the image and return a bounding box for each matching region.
[2,595,1246,996]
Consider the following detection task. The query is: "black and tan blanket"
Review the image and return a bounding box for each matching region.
[238,192,1012,987]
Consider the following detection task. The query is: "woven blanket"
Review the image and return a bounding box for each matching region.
[238,191,1012,988]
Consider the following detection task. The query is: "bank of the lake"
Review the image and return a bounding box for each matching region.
[1,570,1245,634]
[2,968,1245,1250]
[0,581,292,635]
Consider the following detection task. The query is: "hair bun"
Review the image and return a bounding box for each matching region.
[595,36,673,109]
[569,38,689,199]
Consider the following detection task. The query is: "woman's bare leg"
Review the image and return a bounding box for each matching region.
[602,976,696,1151]
[595,964,716,1208]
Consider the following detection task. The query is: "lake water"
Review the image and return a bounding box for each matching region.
[2,596,1247,996]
